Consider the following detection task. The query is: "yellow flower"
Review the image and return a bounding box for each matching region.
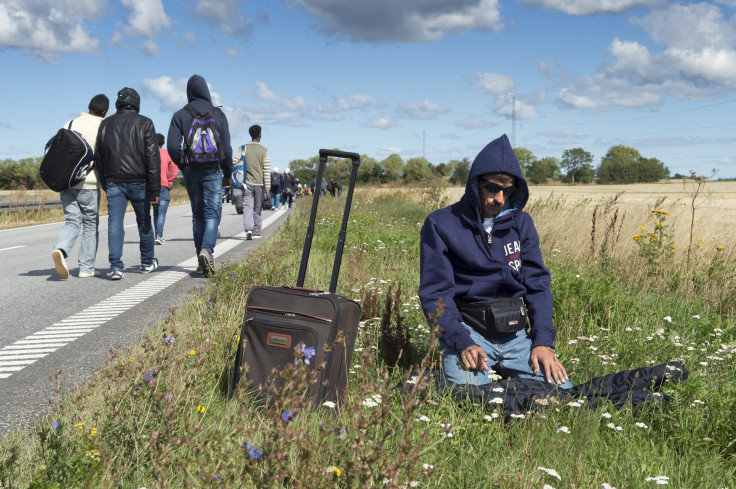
[670,245,677,250]
[197,405,206,413]
[654,221,661,228]
[329,467,342,477]
[652,209,670,215]
[90,428,97,436]
[698,238,704,242]
[640,226,649,232]
[74,422,85,429]
[190,349,196,355]
[716,246,725,251]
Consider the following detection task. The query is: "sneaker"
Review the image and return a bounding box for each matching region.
[246,230,253,240]
[140,258,159,273]
[52,249,68,280]
[198,249,214,277]
[108,269,124,280]
[253,235,261,239]
[217,226,222,238]
[155,237,164,245]
[195,264,203,273]
[79,269,98,278]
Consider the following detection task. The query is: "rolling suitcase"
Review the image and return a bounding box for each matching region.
[230,149,361,403]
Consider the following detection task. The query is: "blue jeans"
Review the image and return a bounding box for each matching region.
[182,166,222,255]
[105,182,155,270]
[153,186,171,239]
[243,184,263,235]
[440,326,573,389]
[54,188,100,274]
[270,190,281,210]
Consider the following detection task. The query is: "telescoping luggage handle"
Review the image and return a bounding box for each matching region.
[296,149,360,294]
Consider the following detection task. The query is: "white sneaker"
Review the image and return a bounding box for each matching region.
[52,250,68,280]
[246,230,253,240]
[140,258,159,273]
[217,227,222,238]
[253,235,261,239]
[79,269,98,278]
[155,237,164,245]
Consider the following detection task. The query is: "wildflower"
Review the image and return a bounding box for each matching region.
[332,427,345,439]
[52,421,59,430]
[189,349,196,355]
[416,415,430,422]
[489,397,504,404]
[652,209,669,215]
[327,466,342,477]
[602,484,617,489]
[167,393,173,402]
[322,401,336,409]
[484,413,500,421]
[716,246,724,251]
[241,441,263,460]
[144,369,152,382]
[491,387,504,393]
[566,401,582,408]
[543,485,556,489]
[362,397,379,408]
[557,426,570,434]
[663,316,672,323]
[296,341,316,365]
[197,405,206,413]
[510,413,525,419]
[164,336,175,344]
[640,226,649,232]
[606,423,623,431]
[690,400,705,407]
[670,244,676,250]
[538,466,562,480]
[214,474,222,481]
[422,463,434,471]
[692,315,700,319]
[645,475,669,485]
[74,422,85,429]
[635,422,648,429]
[281,411,294,423]
[90,427,97,436]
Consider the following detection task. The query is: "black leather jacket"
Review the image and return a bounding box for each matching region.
[96,87,161,197]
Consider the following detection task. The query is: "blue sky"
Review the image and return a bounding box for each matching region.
[2,0,736,178]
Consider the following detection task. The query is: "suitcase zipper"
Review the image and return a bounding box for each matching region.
[247,306,333,323]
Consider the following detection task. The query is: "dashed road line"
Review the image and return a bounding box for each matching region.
[0,210,285,381]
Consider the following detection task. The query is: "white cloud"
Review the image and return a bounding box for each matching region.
[397,100,451,120]
[554,3,736,109]
[291,0,503,42]
[469,72,515,94]
[141,39,159,56]
[193,0,265,38]
[222,46,238,57]
[455,116,493,129]
[317,94,384,112]
[246,82,310,126]
[0,0,103,61]
[113,0,170,54]
[519,0,663,15]
[492,91,544,119]
[142,76,223,111]
[184,32,198,44]
[367,115,395,129]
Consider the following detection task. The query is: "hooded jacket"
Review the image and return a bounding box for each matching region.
[96,88,161,197]
[419,134,555,354]
[167,75,233,179]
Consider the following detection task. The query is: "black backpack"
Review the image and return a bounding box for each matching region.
[182,104,225,167]
[39,121,95,192]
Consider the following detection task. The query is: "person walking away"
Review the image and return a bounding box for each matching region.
[310,174,316,195]
[234,124,270,239]
[96,88,160,280]
[52,94,109,279]
[419,134,571,389]
[167,74,233,276]
[282,168,296,209]
[154,133,179,245]
[270,167,282,211]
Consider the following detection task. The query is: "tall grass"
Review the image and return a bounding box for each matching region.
[1,187,734,488]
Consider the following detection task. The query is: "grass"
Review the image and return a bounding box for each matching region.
[1,185,735,488]
[0,186,190,230]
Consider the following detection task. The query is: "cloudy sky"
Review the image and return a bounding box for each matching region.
[2,0,735,178]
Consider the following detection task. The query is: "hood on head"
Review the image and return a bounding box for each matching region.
[273,167,278,172]
[115,87,140,112]
[187,75,212,103]
[464,134,529,219]
[284,168,290,174]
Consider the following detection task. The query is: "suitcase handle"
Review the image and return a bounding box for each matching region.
[296,149,360,293]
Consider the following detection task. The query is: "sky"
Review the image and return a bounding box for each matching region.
[2,0,736,179]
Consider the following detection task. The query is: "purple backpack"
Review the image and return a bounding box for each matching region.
[183,105,224,167]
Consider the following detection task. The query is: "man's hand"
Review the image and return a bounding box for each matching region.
[222,177,232,189]
[151,196,160,205]
[265,189,270,198]
[531,346,569,385]
[461,345,488,371]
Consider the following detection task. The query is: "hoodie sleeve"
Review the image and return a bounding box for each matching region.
[143,118,161,198]
[418,212,475,354]
[517,212,556,348]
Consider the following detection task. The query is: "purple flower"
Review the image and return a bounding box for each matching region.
[281,411,294,423]
[332,426,345,439]
[144,369,152,382]
[167,393,173,402]
[214,473,222,481]
[164,336,175,344]
[52,422,59,430]
[296,341,316,365]
[242,441,263,460]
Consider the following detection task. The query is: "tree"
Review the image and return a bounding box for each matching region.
[358,155,381,184]
[513,147,536,175]
[560,148,593,184]
[526,157,560,184]
[380,154,404,183]
[596,145,642,184]
[638,157,669,182]
[404,157,434,182]
[433,161,452,177]
[449,158,471,185]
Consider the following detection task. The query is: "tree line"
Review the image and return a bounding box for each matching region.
[0,143,669,190]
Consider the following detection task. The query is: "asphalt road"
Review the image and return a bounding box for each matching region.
[0,199,291,437]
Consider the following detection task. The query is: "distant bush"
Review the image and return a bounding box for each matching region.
[0,157,44,189]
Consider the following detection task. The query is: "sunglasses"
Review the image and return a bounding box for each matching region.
[480,179,516,197]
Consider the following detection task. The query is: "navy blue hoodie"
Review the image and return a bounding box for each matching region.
[167,74,233,179]
[419,134,556,354]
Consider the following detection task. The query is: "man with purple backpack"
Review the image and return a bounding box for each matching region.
[167,74,232,277]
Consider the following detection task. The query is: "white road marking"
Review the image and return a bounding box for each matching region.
[0,209,286,380]
[0,245,25,252]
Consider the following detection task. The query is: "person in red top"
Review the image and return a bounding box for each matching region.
[154,133,179,245]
